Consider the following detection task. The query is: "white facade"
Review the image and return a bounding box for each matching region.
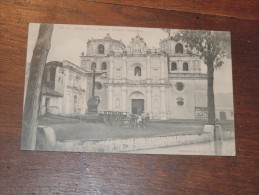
[81,34,208,120]
[40,61,88,116]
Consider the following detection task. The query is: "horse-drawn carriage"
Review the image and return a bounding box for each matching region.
[98,111,149,128]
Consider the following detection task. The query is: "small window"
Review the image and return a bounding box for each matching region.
[171,62,177,71]
[49,67,56,82]
[96,82,102,90]
[98,44,105,54]
[101,62,107,70]
[175,43,183,54]
[183,62,189,71]
[134,66,141,76]
[175,82,184,91]
[91,62,96,70]
[176,97,184,106]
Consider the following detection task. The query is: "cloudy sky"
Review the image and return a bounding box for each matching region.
[26,23,233,94]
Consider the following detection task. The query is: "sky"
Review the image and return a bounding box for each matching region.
[26,23,233,94]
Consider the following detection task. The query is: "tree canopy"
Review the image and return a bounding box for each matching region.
[163,29,231,125]
[173,30,231,69]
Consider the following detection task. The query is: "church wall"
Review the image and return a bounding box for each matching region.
[169,56,200,72]
[60,67,87,116]
[169,79,196,119]
[95,77,108,112]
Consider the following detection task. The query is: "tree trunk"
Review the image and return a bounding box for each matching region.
[21,24,54,150]
[207,61,215,125]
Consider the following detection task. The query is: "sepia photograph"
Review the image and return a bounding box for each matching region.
[21,23,235,155]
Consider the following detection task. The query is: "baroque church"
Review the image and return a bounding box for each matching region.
[80,33,207,120]
[40,33,208,120]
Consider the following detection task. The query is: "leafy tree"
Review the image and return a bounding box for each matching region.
[21,24,54,150]
[164,29,231,125]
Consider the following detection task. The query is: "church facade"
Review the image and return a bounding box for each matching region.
[80,34,208,120]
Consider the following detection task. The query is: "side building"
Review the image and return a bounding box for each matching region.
[40,60,88,116]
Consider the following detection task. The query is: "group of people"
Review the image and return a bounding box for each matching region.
[130,111,150,129]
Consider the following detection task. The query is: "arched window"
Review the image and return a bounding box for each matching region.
[175,43,183,54]
[134,66,141,76]
[171,62,177,71]
[91,62,96,70]
[96,82,102,90]
[98,44,105,54]
[101,62,107,70]
[183,62,189,71]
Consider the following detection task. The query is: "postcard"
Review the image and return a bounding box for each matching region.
[21,23,235,155]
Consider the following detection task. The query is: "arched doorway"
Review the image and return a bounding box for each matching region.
[129,91,145,114]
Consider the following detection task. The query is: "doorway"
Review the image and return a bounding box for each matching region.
[45,98,50,114]
[132,99,144,114]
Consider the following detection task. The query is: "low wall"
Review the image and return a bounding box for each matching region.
[36,126,213,153]
[55,133,211,153]
[35,125,235,153]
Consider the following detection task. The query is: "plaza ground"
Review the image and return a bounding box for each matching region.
[38,115,234,141]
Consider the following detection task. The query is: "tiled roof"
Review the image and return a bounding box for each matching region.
[42,87,63,97]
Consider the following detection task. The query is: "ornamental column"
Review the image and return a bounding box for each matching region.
[122,56,127,83]
[160,55,165,83]
[146,55,151,83]
[146,86,152,116]
[121,86,127,112]
[109,56,114,83]
[160,86,166,120]
[108,85,113,110]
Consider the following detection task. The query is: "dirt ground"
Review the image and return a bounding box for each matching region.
[38,115,234,141]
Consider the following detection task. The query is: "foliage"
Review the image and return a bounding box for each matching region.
[164,29,231,125]
[173,30,231,69]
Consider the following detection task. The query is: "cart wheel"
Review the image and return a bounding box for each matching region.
[111,118,117,126]
[103,115,109,124]
[110,115,116,126]
[116,118,123,127]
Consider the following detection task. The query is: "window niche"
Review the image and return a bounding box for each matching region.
[183,62,189,71]
[91,62,97,70]
[175,43,183,54]
[171,62,177,71]
[98,44,105,54]
[134,66,141,76]
[101,62,107,70]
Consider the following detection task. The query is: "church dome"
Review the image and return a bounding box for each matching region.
[127,34,148,54]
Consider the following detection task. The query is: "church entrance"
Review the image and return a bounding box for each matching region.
[132,99,144,114]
